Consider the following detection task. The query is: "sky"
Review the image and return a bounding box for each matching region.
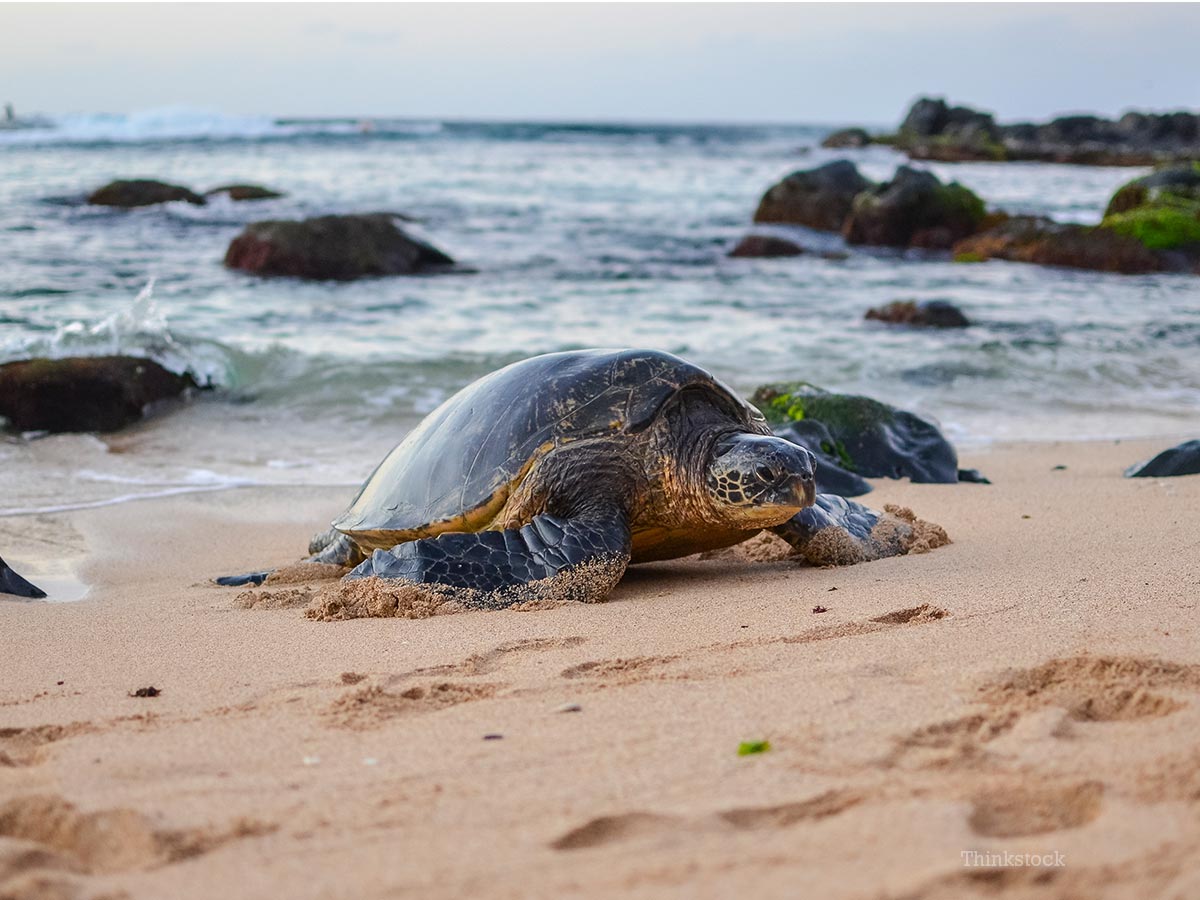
[2,2,1198,124]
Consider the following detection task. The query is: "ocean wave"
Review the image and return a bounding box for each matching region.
[0,106,445,147]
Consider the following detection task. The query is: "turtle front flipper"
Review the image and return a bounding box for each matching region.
[773,495,921,566]
[215,532,365,587]
[0,556,46,599]
[346,512,632,608]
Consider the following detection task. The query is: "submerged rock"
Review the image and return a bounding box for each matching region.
[821,128,870,149]
[843,166,986,249]
[865,299,970,328]
[0,356,200,434]
[87,179,206,208]
[728,235,805,258]
[224,213,455,281]
[752,382,974,495]
[753,160,874,231]
[952,215,1164,274]
[205,183,285,201]
[1125,440,1200,478]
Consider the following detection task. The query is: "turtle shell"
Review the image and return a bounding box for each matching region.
[333,348,761,542]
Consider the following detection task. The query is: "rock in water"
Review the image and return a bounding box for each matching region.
[753,161,874,231]
[952,215,1164,274]
[865,300,970,328]
[0,356,199,434]
[728,235,805,258]
[752,382,969,495]
[224,213,455,280]
[205,184,285,201]
[821,128,870,149]
[843,166,987,249]
[1125,440,1200,478]
[87,179,206,207]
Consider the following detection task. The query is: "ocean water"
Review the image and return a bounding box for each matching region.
[2,108,1199,514]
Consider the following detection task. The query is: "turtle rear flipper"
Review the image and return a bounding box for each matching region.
[216,532,364,587]
[0,556,46,599]
[347,512,632,607]
[773,495,911,566]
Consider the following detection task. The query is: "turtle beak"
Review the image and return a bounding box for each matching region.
[791,450,817,508]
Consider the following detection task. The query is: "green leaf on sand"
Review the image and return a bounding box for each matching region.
[737,740,771,756]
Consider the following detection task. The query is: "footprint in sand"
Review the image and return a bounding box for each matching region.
[559,654,680,682]
[550,789,864,850]
[411,635,589,678]
[0,793,274,877]
[968,780,1104,837]
[0,724,94,769]
[325,681,499,730]
[981,654,1200,723]
[889,654,1200,771]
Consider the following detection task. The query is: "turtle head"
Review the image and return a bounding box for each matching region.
[705,434,817,528]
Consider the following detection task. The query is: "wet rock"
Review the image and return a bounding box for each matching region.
[205,183,285,201]
[865,299,970,328]
[1125,440,1200,478]
[0,356,199,434]
[753,382,970,495]
[821,128,870,149]
[952,215,1164,274]
[1100,164,1200,258]
[87,179,206,208]
[753,161,874,231]
[224,213,455,281]
[728,235,804,258]
[843,166,986,249]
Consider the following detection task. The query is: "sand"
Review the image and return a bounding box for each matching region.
[1,438,1199,899]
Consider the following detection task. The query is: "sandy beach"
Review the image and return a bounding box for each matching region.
[2,437,1198,899]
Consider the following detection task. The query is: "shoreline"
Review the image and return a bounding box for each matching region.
[2,436,1198,898]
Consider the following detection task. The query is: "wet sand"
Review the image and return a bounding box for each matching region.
[2,438,1198,899]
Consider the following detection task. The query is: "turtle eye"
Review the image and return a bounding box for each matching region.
[754,464,776,484]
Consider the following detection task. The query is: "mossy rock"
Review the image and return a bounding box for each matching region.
[1099,166,1200,251]
[843,167,986,249]
[751,382,968,495]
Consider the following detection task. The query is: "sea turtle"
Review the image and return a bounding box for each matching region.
[218,349,902,606]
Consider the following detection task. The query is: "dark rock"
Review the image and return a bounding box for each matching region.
[0,556,45,599]
[87,179,206,208]
[0,356,199,434]
[1125,440,1200,478]
[865,299,970,328]
[952,215,1164,274]
[753,161,874,231]
[205,184,285,201]
[821,128,870,149]
[752,382,970,495]
[224,213,455,281]
[728,235,805,258]
[957,468,991,484]
[896,98,1004,162]
[878,97,1200,166]
[843,166,986,249]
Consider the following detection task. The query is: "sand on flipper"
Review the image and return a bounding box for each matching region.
[304,555,627,620]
